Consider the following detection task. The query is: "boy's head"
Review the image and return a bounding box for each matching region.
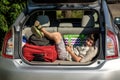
[85,34,98,47]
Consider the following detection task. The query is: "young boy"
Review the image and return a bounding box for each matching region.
[65,34,98,62]
[29,19,98,63]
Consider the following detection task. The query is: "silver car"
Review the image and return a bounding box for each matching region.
[0,0,120,80]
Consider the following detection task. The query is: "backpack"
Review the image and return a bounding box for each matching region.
[23,43,58,62]
[28,34,54,46]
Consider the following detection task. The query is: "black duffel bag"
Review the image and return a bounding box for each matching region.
[28,34,55,46]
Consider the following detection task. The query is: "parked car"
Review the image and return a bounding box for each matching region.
[0,0,120,80]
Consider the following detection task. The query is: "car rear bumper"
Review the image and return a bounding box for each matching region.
[1,57,120,80]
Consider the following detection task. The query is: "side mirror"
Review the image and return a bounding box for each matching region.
[114,17,120,28]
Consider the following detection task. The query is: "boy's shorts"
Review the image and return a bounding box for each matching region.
[56,39,68,60]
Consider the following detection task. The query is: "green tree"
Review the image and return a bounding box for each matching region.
[0,0,26,50]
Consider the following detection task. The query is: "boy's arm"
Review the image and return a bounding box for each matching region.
[69,50,82,62]
[66,46,82,62]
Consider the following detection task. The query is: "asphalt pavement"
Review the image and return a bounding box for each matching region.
[108,3,120,18]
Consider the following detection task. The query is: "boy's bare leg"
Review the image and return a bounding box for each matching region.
[41,28,62,44]
[41,28,68,60]
[34,20,62,44]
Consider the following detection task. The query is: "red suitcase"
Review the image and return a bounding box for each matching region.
[23,43,58,62]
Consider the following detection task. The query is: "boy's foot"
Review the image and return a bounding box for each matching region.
[34,20,42,30]
[31,21,44,38]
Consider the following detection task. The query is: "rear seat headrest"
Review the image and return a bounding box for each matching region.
[81,15,95,27]
[59,23,73,28]
[37,15,50,27]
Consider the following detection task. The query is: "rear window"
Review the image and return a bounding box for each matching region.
[32,0,98,3]
[25,9,99,28]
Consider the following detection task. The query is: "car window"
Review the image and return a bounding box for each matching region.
[25,9,99,28]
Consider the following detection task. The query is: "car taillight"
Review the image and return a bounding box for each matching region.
[2,29,14,59]
[106,30,119,59]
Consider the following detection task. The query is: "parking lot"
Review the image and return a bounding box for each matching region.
[108,3,120,18]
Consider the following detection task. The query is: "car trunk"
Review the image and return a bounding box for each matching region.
[20,0,103,65]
